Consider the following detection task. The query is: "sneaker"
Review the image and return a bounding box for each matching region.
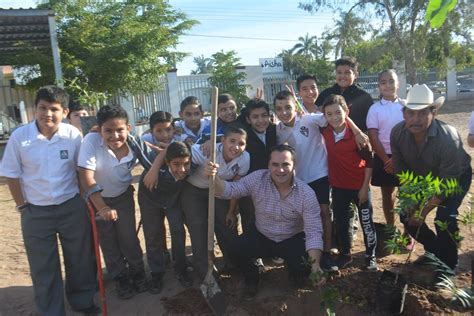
[365,256,378,271]
[320,252,339,272]
[115,273,134,300]
[131,271,148,293]
[272,257,284,265]
[242,279,259,300]
[148,273,163,295]
[176,271,193,288]
[74,305,101,316]
[255,258,265,274]
[336,254,353,269]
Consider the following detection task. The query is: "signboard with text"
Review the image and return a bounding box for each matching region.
[259,58,284,73]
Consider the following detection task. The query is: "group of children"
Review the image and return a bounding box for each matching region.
[2,57,415,313]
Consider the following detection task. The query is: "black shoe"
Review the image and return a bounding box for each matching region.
[336,254,353,269]
[75,305,101,316]
[321,252,339,272]
[131,271,148,293]
[365,256,378,271]
[243,280,259,300]
[115,273,134,300]
[149,273,163,295]
[176,271,193,288]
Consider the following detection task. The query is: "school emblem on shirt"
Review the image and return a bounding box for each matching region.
[299,126,309,137]
[59,150,69,159]
[231,164,240,175]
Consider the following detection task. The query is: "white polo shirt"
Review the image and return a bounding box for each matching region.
[187,143,250,189]
[277,113,328,183]
[0,122,82,206]
[469,112,474,135]
[78,133,136,198]
[366,98,404,154]
[174,118,211,143]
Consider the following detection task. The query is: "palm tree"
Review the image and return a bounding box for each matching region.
[327,12,368,59]
[191,55,214,74]
[290,33,321,59]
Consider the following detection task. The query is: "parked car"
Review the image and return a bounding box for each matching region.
[458,78,474,92]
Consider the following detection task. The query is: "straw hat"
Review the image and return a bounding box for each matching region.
[401,84,445,110]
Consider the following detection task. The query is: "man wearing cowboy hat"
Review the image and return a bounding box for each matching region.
[391,84,471,273]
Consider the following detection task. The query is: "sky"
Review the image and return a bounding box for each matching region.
[1,0,341,75]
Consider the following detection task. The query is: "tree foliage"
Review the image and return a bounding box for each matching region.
[290,33,322,59]
[11,0,197,99]
[298,0,472,83]
[207,51,248,108]
[191,55,214,75]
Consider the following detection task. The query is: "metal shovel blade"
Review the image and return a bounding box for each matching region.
[200,265,227,315]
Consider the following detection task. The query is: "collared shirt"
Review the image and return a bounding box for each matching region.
[323,122,374,190]
[366,98,404,154]
[174,118,211,143]
[187,143,250,189]
[0,122,82,206]
[277,113,328,183]
[78,133,137,198]
[316,84,373,131]
[391,119,471,180]
[220,169,323,251]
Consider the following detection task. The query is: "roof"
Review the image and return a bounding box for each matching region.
[0,8,54,58]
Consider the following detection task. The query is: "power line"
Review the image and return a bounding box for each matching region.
[183,33,298,42]
[189,18,333,24]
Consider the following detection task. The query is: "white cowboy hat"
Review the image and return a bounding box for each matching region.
[401,84,445,110]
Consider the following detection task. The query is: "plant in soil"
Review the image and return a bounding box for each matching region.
[304,256,338,316]
[384,171,471,310]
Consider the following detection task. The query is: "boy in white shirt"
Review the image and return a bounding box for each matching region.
[174,96,211,145]
[181,125,250,280]
[274,90,367,271]
[1,86,98,315]
[78,106,147,300]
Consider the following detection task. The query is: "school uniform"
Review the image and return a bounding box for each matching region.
[239,123,277,232]
[78,132,145,280]
[366,98,404,187]
[181,143,250,279]
[276,113,330,205]
[0,122,96,315]
[136,134,188,279]
[316,83,373,132]
[174,118,211,144]
[322,122,377,258]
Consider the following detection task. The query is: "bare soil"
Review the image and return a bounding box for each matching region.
[0,99,473,315]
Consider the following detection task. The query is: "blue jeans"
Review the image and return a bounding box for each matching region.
[401,167,472,269]
[332,187,377,257]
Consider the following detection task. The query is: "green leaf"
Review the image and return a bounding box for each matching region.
[425,0,458,28]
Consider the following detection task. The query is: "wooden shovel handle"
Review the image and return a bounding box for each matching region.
[208,86,218,253]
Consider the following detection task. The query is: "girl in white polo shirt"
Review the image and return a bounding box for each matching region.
[367,69,415,249]
[181,125,250,281]
[78,105,147,300]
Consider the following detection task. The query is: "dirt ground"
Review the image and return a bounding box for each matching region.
[0,99,473,315]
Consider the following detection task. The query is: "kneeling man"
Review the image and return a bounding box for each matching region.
[207,144,324,298]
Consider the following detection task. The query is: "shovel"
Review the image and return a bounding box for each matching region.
[199,86,227,315]
[86,200,108,316]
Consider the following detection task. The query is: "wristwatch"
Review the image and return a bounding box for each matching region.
[15,203,28,211]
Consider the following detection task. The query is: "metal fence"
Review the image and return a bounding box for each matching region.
[456,67,474,100]
[356,73,380,100]
[178,74,212,112]
[130,76,171,124]
[262,72,296,106]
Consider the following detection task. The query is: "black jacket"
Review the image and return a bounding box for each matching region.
[244,123,277,173]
